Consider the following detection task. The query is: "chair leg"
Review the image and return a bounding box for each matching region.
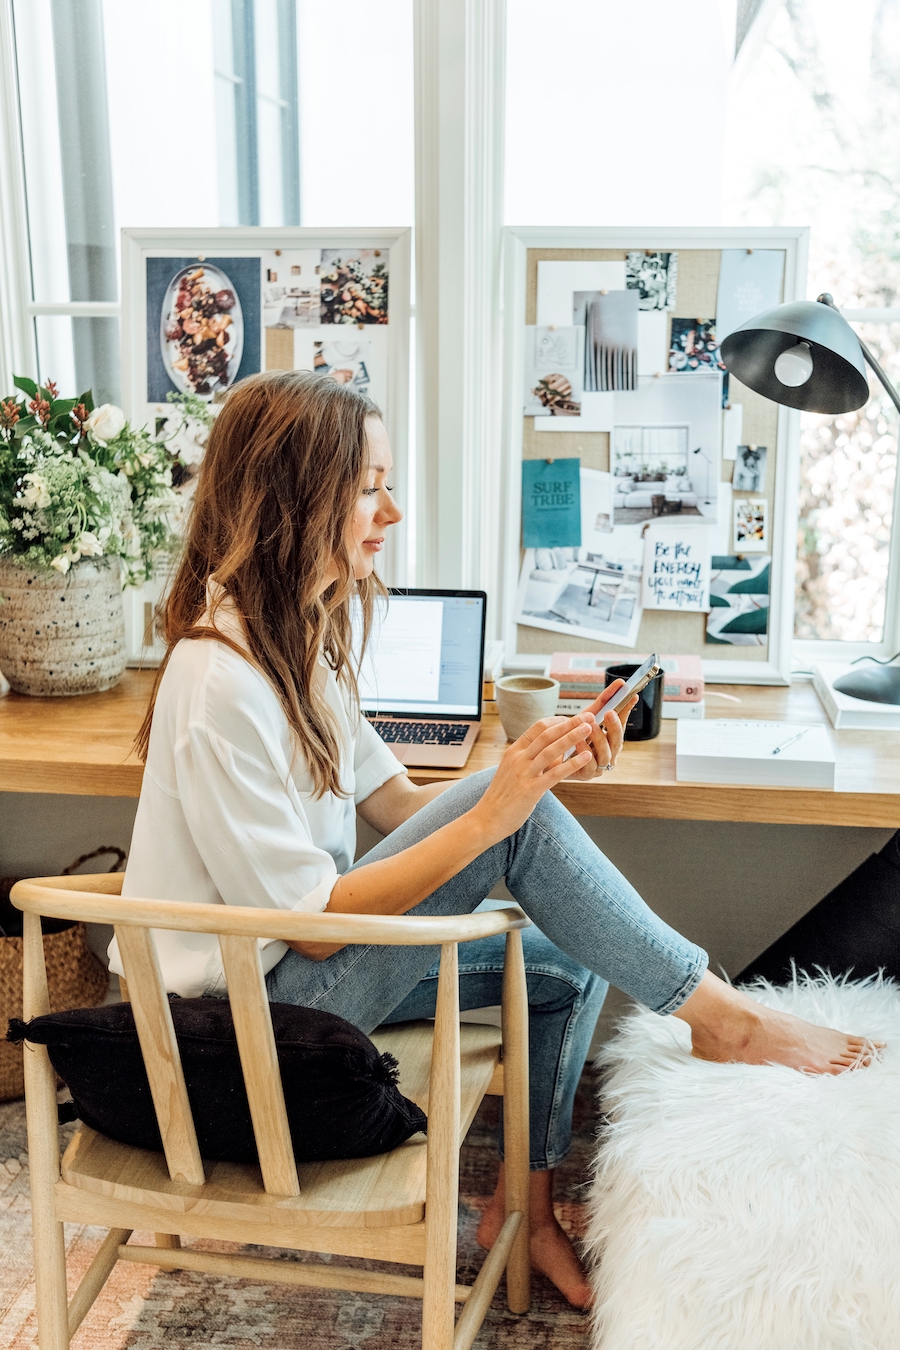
[28,1098,69,1350]
[23,913,69,1350]
[502,928,531,1314]
[422,943,461,1350]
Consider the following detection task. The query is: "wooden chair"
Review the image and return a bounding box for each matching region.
[12,873,531,1350]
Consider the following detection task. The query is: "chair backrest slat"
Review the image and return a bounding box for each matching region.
[218,934,300,1197]
[114,925,205,1186]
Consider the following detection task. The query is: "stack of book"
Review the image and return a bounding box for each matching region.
[549,652,705,719]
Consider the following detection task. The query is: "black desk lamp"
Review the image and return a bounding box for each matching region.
[720,293,900,705]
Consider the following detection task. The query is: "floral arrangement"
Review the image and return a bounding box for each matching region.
[0,376,198,585]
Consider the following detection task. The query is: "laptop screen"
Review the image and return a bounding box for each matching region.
[358,589,486,718]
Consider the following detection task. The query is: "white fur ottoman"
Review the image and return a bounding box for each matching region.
[585,975,900,1350]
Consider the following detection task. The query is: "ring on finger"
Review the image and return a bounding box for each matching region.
[604,761,614,772]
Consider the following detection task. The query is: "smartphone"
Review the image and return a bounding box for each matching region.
[604,653,661,715]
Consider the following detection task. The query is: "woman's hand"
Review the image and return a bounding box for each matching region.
[471,714,599,843]
[563,678,639,781]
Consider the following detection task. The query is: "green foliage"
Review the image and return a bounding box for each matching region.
[0,377,202,587]
[166,389,215,430]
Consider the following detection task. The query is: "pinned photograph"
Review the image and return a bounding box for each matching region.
[515,533,644,648]
[262,249,322,327]
[320,249,389,324]
[733,497,768,552]
[733,443,767,493]
[287,325,388,411]
[313,337,374,397]
[668,318,726,376]
[706,554,770,646]
[523,326,584,417]
[146,256,261,403]
[610,374,722,525]
[626,250,678,310]
[716,249,784,342]
[574,289,638,392]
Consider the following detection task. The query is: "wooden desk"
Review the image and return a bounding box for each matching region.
[1,671,899,827]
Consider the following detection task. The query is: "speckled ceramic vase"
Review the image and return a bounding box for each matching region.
[0,557,127,696]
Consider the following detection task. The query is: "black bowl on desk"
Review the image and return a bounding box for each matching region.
[605,663,664,741]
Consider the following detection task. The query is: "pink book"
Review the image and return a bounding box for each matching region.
[549,652,704,702]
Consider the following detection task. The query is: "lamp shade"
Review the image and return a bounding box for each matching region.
[720,300,869,413]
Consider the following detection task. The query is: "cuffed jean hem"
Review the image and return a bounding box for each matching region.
[649,951,708,1016]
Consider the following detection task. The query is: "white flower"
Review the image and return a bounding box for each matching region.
[85,404,126,444]
[50,554,71,573]
[20,472,51,509]
[77,530,104,557]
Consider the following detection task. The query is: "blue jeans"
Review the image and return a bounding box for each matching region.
[266,769,707,1169]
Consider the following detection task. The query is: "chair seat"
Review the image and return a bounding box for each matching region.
[58,1021,501,1230]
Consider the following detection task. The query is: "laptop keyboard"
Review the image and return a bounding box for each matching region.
[371,720,470,746]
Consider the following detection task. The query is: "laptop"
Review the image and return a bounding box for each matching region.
[358,588,487,768]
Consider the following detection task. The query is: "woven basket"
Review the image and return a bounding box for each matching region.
[0,847,123,1102]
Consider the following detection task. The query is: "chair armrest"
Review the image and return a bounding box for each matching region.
[11,876,531,947]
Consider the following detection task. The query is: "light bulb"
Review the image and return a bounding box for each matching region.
[774,341,814,387]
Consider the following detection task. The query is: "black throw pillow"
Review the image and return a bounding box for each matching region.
[8,997,426,1165]
[736,830,900,985]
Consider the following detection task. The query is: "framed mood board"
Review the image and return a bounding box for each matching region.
[500,226,809,685]
[119,226,411,662]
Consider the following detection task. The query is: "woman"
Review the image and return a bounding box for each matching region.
[116,371,875,1309]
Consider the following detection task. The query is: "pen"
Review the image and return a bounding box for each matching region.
[772,728,808,756]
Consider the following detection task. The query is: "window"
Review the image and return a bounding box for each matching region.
[725,0,900,655]
[11,0,413,406]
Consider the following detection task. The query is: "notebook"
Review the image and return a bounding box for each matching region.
[675,720,836,789]
[358,589,487,768]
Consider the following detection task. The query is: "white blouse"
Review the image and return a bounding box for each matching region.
[108,594,406,997]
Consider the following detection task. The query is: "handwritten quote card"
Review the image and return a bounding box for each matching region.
[641,524,711,611]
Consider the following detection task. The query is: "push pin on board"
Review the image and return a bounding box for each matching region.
[545,457,554,465]
[197,254,206,262]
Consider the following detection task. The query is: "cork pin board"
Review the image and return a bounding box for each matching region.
[500,226,810,685]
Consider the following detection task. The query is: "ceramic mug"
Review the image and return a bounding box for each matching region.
[605,662,664,742]
[495,675,561,741]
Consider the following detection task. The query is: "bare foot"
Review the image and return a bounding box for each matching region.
[675,972,884,1076]
[477,1172,593,1310]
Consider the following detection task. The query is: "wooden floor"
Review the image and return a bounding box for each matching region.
[1,670,899,826]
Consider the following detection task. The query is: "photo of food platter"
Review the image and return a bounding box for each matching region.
[320,249,389,324]
[160,263,244,397]
[145,255,261,405]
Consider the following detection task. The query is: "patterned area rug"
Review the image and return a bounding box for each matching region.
[0,1076,597,1349]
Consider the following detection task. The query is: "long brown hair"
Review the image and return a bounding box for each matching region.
[136,369,385,797]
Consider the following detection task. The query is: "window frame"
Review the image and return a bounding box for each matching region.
[791,306,900,671]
